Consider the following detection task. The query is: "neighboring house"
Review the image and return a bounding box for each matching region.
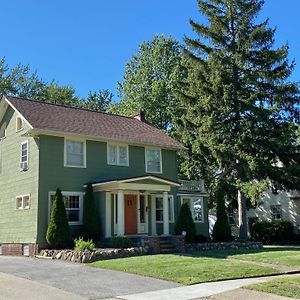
[0,96,208,255]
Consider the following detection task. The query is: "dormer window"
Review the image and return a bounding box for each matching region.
[0,122,6,139]
[16,117,23,132]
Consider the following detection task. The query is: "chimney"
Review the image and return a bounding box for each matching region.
[133,110,145,122]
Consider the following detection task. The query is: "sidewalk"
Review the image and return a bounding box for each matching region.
[117,274,300,300]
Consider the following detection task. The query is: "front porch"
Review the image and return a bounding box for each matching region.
[91,175,181,238]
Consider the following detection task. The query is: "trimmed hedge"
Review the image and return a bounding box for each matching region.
[252,220,294,244]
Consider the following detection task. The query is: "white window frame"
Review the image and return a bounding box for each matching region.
[20,140,29,169]
[64,138,86,168]
[48,191,84,225]
[15,194,31,210]
[0,122,6,140]
[181,196,204,223]
[145,147,162,174]
[270,204,282,220]
[107,143,129,166]
[155,194,174,223]
[16,116,23,132]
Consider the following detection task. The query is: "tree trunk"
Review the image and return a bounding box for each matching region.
[238,189,248,240]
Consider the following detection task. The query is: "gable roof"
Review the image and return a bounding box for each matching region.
[4,96,184,150]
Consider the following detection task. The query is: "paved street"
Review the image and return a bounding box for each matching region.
[0,256,179,299]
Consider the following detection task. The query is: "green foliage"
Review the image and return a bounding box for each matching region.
[109,35,184,131]
[46,188,70,248]
[83,182,101,240]
[252,220,294,244]
[74,237,95,252]
[172,0,300,240]
[212,188,232,242]
[81,90,113,112]
[110,236,134,248]
[175,203,196,243]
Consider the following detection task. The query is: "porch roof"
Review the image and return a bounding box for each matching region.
[89,175,180,193]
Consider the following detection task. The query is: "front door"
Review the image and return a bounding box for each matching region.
[125,194,137,235]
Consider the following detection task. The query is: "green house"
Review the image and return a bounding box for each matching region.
[0,96,208,255]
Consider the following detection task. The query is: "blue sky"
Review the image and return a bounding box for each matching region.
[2,1,300,100]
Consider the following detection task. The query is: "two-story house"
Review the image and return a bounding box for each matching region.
[0,96,208,255]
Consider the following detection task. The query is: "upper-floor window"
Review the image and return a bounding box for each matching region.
[107,144,129,166]
[270,205,282,220]
[16,117,23,132]
[20,140,29,171]
[16,194,31,210]
[64,139,86,168]
[181,196,204,223]
[49,191,84,225]
[145,148,162,173]
[0,122,6,139]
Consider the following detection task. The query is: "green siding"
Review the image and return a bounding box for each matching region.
[0,107,39,243]
[37,136,179,243]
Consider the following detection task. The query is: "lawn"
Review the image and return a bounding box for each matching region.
[246,275,300,299]
[90,253,279,285]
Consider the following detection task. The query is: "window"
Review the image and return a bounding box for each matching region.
[228,212,235,225]
[145,148,162,173]
[49,191,83,225]
[64,139,86,168]
[156,195,174,222]
[16,194,31,210]
[0,122,6,139]
[181,197,204,223]
[16,117,23,132]
[271,205,282,220]
[20,141,28,170]
[107,144,129,166]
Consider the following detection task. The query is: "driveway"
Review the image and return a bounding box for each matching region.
[0,256,179,299]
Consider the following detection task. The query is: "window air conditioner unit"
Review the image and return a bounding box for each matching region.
[20,162,28,171]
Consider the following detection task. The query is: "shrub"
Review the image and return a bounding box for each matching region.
[83,182,101,240]
[194,234,209,243]
[111,236,134,248]
[252,220,294,244]
[74,237,95,252]
[46,188,70,248]
[212,187,232,242]
[175,203,196,243]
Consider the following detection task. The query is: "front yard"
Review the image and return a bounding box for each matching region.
[90,246,300,285]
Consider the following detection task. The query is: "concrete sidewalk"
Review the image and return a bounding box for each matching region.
[117,274,300,300]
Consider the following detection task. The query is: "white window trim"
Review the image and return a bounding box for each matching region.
[156,194,174,223]
[145,147,162,174]
[181,196,204,223]
[16,116,24,132]
[107,143,129,166]
[48,191,84,225]
[15,194,31,210]
[270,204,282,220]
[64,138,86,168]
[20,140,29,170]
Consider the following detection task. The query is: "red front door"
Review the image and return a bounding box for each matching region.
[125,194,137,235]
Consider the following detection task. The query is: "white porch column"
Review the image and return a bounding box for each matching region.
[117,190,125,236]
[151,194,157,235]
[163,191,169,235]
[105,192,112,238]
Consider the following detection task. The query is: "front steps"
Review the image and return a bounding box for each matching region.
[159,236,177,254]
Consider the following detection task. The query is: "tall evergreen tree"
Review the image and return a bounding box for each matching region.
[81,89,113,112]
[173,0,300,239]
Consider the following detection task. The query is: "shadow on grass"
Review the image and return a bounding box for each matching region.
[176,245,300,259]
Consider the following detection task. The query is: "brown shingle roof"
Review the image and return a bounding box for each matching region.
[6,96,184,150]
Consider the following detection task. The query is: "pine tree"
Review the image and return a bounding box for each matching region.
[173,0,300,239]
[46,188,70,248]
[83,182,101,240]
[212,186,232,242]
[175,203,196,242]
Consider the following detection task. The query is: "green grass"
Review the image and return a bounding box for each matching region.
[90,253,279,285]
[246,275,300,299]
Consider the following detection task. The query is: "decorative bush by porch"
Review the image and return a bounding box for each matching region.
[46,188,70,248]
[74,237,95,252]
[175,203,196,243]
[252,220,294,244]
[212,188,232,242]
[83,182,101,240]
